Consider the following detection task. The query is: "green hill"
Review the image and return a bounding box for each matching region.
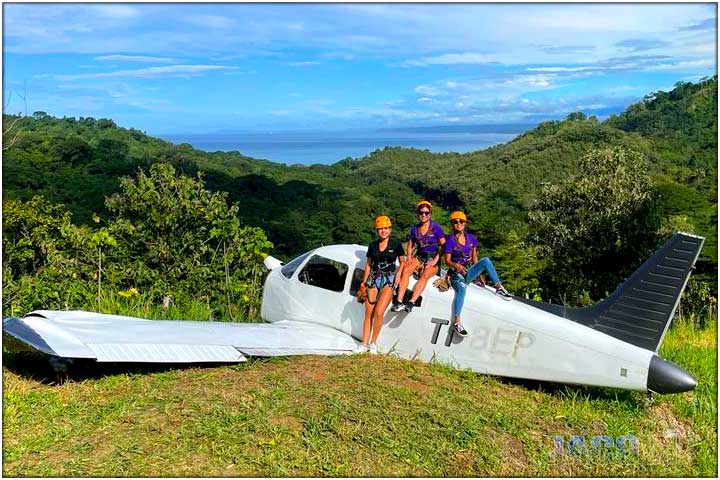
[2,76,717,302]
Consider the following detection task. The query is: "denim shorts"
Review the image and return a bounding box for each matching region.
[366,271,395,290]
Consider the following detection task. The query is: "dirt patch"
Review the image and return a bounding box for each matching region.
[280,356,329,383]
[445,448,477,476]
[399,378,430,394]
[649,403,694,449]
[270,414,304,432]
[499,435,533,475]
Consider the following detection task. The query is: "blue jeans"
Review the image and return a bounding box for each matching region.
[450,257,500,318]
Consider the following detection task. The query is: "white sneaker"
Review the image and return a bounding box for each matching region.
[368,343,378,355]
[495,285,512,300]
[354,344,369,354]
[454,322,468,337]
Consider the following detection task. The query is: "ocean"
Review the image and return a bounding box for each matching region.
[160,126,531,165]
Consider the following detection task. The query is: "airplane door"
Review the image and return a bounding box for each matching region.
[293,254,360,335]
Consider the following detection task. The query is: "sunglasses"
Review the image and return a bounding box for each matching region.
[417,210,431,216]
[451,219,466,225]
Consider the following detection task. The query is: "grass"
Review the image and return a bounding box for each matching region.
[2,315,717,477]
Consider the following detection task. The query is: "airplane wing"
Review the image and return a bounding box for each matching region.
[2,310,359,363]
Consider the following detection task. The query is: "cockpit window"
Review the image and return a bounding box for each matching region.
[349,268,364,296]
[297,255,349,292]
[281,251,312,279]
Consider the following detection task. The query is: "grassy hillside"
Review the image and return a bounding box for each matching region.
[2,316,716,477]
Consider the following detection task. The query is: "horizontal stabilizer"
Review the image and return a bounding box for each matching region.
[518,232,704,352]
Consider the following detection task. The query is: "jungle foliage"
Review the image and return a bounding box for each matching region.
[2,165,272,319]
[528,147,661,304]
[2,76,717,314]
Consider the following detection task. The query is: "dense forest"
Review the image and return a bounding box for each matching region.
[2,76,717,318]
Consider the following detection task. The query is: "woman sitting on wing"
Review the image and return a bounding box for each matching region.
[444,211,511,336]
[392,200,445,313]
[356,215,405,354]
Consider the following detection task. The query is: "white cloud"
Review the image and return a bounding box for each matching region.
[405,52,495,67]
[320,52,356,61]
[575,103,606,110]
[95,55,180,64]
[90,5,139,19]
[53,65,236,81]
[287,61,321,67]
[527,66,598,73]
[414,85,443,96]
[523,75,554,88]
[646,58,716,71]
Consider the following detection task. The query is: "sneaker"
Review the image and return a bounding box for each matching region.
[368,343,378,355]
[354,344,369,354]
[454,322,468,337]
[495,285,512,300]
[390,299,404,312]
[404,301,414,313]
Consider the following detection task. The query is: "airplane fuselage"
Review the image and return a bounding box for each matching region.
[261,244,654,391]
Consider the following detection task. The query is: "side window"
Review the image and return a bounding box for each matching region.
[281,251,312,279]
[297,255,349,292]
[349,268,364,296]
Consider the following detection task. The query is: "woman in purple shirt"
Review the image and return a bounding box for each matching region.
[444,211,511,336]
[393,200,446,313]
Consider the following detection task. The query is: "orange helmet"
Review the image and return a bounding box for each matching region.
[375,215,392,229]
[416,199,432,212]
[450,211,467,222]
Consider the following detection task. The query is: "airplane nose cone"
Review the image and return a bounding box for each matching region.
[647,355,697,394]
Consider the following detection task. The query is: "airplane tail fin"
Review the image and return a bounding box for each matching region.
[519,232,704,352]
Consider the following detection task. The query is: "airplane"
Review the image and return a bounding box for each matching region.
[3,232,703,395]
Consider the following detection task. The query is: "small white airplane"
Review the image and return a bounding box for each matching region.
[3,232,703,394]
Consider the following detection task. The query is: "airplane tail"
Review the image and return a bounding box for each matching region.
[518,232,705,352]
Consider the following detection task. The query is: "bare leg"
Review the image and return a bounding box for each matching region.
[362,288,378,345]
[409,264,438,303]
[396,258,415,303]
[370,286,394,344]
[395,258,416,303]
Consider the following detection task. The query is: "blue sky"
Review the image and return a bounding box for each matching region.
[2,2,717,134]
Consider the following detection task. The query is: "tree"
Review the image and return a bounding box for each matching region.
[1,197,97,315]
[2,196,73,278]
[566,112,587,121]
[528,147,661,304]
[53,135,92,166]
[104,163,273,318]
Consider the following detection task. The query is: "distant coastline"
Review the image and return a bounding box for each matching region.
[159,124,535,165]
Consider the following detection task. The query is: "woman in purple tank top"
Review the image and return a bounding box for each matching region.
[443,211,511,337]
[393,200,446,313]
